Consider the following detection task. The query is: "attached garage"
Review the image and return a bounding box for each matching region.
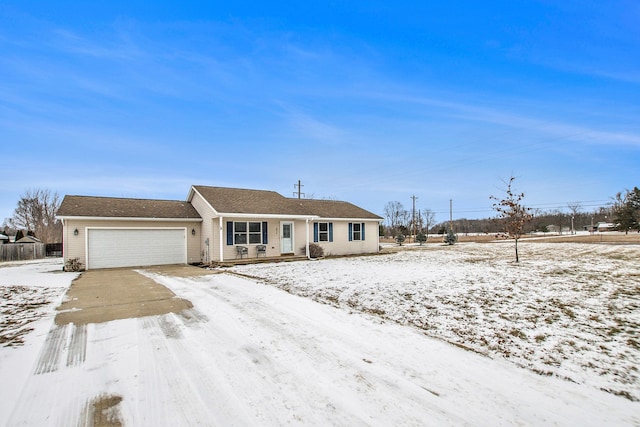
[57,196,203,270]
[87,228,187,269]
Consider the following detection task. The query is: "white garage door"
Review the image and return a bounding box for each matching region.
[88,228,186,269]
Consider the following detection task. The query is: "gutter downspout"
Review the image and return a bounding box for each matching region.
[219,216,224,262]
[60,218,66,265]
[305,218,310,260]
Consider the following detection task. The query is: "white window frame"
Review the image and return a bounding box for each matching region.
[352,223,362,241]
[234,221,263,245]
[318,222,329,242]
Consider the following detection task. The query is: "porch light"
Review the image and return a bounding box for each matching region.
[74,228,79,236]
[191,228,196,235]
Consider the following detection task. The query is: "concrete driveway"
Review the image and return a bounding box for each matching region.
[55,265,216,325]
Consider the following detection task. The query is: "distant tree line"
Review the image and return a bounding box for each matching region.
[382,186,638,237]
[382,201,436,239]
[382,202,615,237]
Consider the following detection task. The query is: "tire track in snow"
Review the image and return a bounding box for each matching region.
[9,322,90,426]
[66,324,87,367]
[33,323,88,374]
[34,323,68,374]
[136,315,249,426]
[175,275,450,426]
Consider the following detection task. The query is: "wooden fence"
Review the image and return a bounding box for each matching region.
[0,243,46,262]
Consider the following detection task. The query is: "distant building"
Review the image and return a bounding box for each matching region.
[15,235,42,244]
[546,225,571,234]
[595,222,615,232]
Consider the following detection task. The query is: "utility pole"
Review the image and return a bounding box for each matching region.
[449,198,453,233]
[411,195,418,242]
[293,180,305,199]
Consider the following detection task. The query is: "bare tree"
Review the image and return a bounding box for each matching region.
[10,189,62,243]
[398,209,411,235]
[567,202,582,235]
[421,208,436,240]
[384,201,405,235]
[490,176,533,262]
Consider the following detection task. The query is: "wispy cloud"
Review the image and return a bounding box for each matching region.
[363,91,640,148]
[50,25,144,61]
[275,103,351,145]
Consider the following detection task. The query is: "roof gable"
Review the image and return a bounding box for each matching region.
[57,195,201,219]
[16,235,42,243]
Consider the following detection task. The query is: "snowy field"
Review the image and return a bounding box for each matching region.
[231,242,640,402]
[1,247,639,426]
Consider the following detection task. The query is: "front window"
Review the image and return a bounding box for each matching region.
[234,221,263,244]
[249,222,262,243]
[318,222,329,241]
[352,223,362,240]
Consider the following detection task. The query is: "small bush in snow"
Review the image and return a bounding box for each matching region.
[416,232,427,245]
[307,243,324,258]
[64,257,84,272]
[443,230,458,245]
[395,234,406,245]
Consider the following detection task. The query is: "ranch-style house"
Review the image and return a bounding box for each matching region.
[57,185,383,270]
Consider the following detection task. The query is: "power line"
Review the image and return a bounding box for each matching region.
[411,195,418,240]
[420,199,615,219]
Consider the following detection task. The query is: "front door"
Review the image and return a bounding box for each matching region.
[280,222,294,254]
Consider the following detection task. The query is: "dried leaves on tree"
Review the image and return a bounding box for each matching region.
[490,176,533,262]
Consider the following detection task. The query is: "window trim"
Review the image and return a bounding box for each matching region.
[227,221,267,245]
[349,222,366,241]
[313,222,333,243]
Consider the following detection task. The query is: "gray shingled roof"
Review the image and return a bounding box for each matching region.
[57,195,201,219]
[192,185,382,219]
[290,198,383,219]
[57,187,382,220]
[192,186,304,215]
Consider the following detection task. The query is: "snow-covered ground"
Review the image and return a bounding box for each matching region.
[1,248,639,426]
[231,242,640,402]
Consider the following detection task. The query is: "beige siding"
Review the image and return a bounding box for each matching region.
[218,218,379,260]
[293,221,311,255]
[310,220,380,256]
[189,187,380,262]
[62,219,201,268]
[220,218,284,260]
[190,191,217,263]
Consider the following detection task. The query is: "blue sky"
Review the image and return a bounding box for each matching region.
[1,1,639,224]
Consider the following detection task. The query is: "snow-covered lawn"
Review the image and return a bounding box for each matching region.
[1,247,639,426]
[0,259,77,347]
[231,242,640,402]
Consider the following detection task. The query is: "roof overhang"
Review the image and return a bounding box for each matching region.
[313,217,383,222]
[216,213,318,220]
[57,216,203,222]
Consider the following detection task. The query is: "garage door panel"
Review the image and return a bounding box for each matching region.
[88,229,186,269]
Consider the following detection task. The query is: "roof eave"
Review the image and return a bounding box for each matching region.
[216,212,318,219]
[312,217,384,221]
[56,215,203,222]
